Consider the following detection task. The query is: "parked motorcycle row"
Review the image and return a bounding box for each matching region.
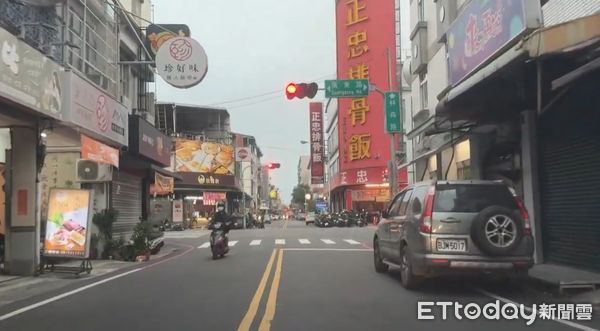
[314,210,368,228]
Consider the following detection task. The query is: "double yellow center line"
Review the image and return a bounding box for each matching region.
[238,249,284,331]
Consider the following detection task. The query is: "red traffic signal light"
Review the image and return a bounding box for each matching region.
[285,82,318,100]
[266,163,281,169]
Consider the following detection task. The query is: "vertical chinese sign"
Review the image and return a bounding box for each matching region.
[336,0,397,172]
[310,102,325,184]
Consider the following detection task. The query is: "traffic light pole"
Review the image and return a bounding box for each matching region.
[240,164,253,229]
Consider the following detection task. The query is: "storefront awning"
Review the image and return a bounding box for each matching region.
[150,164,182,181]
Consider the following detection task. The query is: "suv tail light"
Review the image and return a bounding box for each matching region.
[509,188,531,236]
[420,185,435,233]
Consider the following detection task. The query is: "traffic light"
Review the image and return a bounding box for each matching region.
[285,82,318,100]
[266,163,281,169]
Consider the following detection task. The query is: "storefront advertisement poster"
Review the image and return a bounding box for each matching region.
[172,199,183,223]
[175,139,235,175]
[43,189,92,258]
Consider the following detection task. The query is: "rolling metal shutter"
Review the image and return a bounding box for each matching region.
[539,109,600,271]
[111,171,143,238]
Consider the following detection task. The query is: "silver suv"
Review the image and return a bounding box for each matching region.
[373,180,534,289]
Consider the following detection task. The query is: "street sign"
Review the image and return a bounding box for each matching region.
[384,92,402,133]
[324,79,369,98]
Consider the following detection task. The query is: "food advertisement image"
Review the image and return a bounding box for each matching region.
[175,139,234,175]
[43,189,92,258]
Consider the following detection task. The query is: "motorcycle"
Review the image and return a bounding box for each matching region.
[148,226,165,255]
[209,221,231,260]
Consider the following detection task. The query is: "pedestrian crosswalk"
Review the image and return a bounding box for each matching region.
[196,238,367,249]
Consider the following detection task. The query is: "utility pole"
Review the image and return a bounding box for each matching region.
[386,47,398,197]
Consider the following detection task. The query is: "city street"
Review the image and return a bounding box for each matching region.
[0,220,597,331]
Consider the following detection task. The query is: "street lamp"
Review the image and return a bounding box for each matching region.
[304,193,311,212]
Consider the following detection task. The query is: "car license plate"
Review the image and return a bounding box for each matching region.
[436,239,466,252]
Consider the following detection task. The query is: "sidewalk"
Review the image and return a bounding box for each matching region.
[528,263,600,304]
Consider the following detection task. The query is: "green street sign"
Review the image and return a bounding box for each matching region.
[385,92,402,133]
[324,79,369,98]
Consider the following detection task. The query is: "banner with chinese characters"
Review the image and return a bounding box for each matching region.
[203,192,226,206]
[309,102,325,184]
[150,172,174,195]
[336,0,397,173]
[330,166,389,189]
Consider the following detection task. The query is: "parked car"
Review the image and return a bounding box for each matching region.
[305,212,316,225]
[373,180,533,289]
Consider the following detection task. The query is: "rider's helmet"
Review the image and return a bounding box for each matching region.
[216,201,226,212]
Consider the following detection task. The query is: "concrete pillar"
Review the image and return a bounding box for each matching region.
[6,127,39,275]
[521,110,543,264]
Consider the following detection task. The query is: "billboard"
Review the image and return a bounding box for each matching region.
[447,0,528,86]
[310,102,325,184]
[175,139,235,175]
[43,189,92,258]
[335,0,396,172]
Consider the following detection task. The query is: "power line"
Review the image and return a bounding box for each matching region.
[210,73,336,106]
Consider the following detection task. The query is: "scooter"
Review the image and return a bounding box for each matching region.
[209,222,231,260]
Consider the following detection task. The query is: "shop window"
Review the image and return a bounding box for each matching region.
[419,73,428,110]
[457,160,471,180]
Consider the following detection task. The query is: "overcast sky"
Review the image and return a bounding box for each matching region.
[153,0,410,203]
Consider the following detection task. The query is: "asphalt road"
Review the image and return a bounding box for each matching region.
[0,220,598,331]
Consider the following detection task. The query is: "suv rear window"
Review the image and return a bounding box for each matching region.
[433,184,517,213]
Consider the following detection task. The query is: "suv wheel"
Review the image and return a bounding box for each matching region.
[471,206,523,256]
[373,239,388,273]
[399,245,423,289]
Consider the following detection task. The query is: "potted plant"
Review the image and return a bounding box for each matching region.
[92,208,119,259]
[131,221,151,262]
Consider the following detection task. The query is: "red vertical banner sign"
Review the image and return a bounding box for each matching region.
[309,102,325,184]
[336,0,397,175]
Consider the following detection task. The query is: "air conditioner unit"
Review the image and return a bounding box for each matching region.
[76,159,113,183]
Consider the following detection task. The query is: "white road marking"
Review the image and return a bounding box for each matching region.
[299,239,311,244]
[344,239,361,245]
[0,268,143,321]
[249,240,261,246]
[321,239,336,244]
[475,288,600,331]
[228,240,238,247]
[198,242,210,249]
[283,248,372,252]
[275,239,286,245]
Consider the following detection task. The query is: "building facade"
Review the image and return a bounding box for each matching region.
[325,0,407,214]
[406,0,600,271]
[0,0,177,275]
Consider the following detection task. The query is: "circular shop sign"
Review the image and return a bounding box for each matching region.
[156,37,208,89]
[237,148,249,160]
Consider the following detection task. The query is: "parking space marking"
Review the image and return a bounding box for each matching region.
[321,239,336,245]
[250,240,262,246]
[299,239,311,244]
[198,242,210,249]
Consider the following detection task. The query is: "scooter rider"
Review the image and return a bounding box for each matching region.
[209,201,230,230]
